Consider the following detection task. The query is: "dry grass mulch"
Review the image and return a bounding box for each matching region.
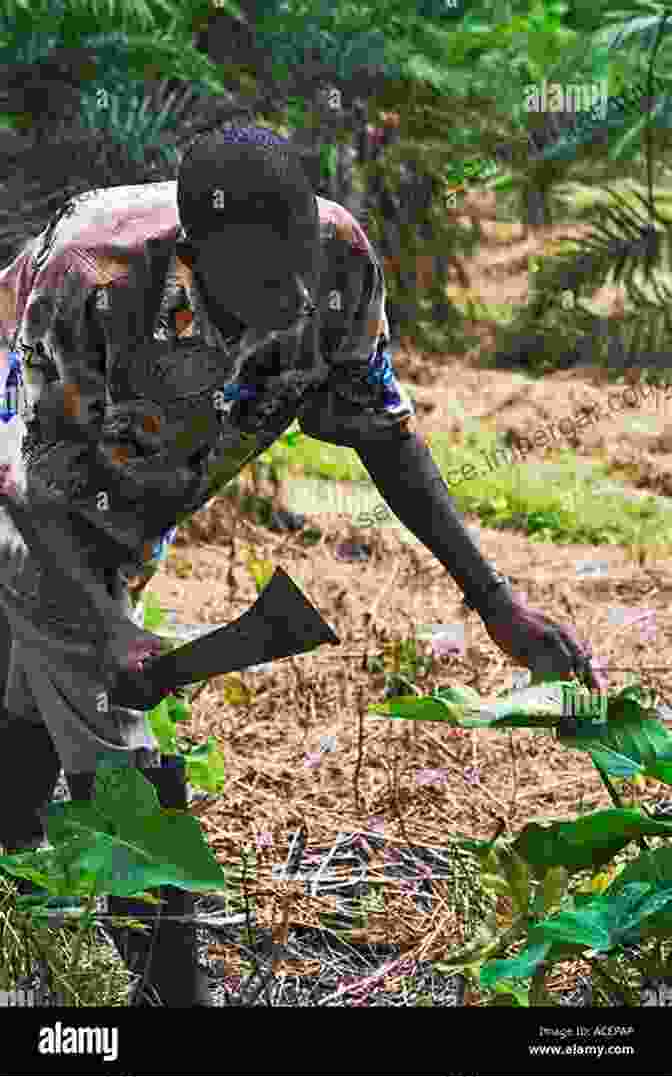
[142,207,672,1006]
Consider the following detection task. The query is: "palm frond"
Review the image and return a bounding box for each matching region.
[529,186,669,309]
[106,31,232,94]
[498,179,672,376]
[0,55,252,270]
[78,78,209,166]
[0,22,234,111]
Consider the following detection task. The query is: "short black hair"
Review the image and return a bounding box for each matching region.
[177,124,317,242]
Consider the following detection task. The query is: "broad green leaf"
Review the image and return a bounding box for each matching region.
[501,849,531,918]
[368,694,460,723]
[535,900,622,951]
[166,696,191,724]
[479,682,571,719]
[375,681,672,742]
[537,865,569,916]
[608,845,672,894]
[533,882,672,954]
[0,830,115,899]
[434,684,481,707]
[559,693,672,785]
[0,851,61,894]
[93,763,158,819]
[183,738,226,795]
[603,847,672,944]
[142,590,167,632]
[147,697,179,755]
[514,809,672,877]
[368,691,559,729]
[488,981,530,1007]
[482,882,672,988]
[42,804,226,897]
[479,940,552,990]
[620,887,672,938]
[41,765,227,896]
[586,744,644,778]
[453,709,561,729]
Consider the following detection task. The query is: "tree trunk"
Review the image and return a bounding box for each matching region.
[521,180,553,234]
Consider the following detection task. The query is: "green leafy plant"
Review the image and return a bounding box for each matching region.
[0,760,229,1003]
[141,592,226,796]
[369,677,672,1004]
[0,761,227,902]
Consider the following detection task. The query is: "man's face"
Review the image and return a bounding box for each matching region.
[192,223,318,334]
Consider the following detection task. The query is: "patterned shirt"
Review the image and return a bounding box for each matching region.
[0,182,414,613]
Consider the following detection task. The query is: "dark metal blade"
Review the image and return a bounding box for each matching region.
[110,568,340,709]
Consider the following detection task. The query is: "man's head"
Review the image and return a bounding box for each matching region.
[177,125,321,333]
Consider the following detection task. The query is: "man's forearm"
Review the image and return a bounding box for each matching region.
[356,428,509,614]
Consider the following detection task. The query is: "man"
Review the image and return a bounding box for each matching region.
[0,125,604,1005]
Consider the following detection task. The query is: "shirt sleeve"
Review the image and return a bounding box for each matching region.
[296,248,416,448]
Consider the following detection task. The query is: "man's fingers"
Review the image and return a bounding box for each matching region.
[554,626,607,692]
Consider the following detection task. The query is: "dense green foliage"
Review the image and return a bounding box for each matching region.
[3,0,672,363]
[372,676,672,1004]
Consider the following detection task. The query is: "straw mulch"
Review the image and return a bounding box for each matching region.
[144,461,672,1006]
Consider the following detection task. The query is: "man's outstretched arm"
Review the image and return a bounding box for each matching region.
[355,425,510,614]
[355,424,605,689]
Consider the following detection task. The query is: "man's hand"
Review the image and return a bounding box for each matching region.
[0,462,18,499]
[481,591,607,692]
[98,619,169,708]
